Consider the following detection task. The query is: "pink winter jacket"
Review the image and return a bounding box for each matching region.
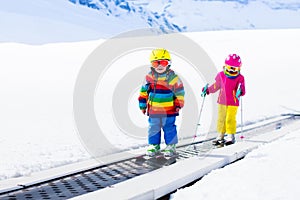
[208,72,245,106]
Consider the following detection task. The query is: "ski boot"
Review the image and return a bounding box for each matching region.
[224,134,236,145]
[146,144,160,156]
[162,144,176,157]
[212,134,225,145]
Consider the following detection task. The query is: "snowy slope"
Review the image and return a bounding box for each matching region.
[0,29,300,181]
[171,122,300,200]
[1,0,300,188]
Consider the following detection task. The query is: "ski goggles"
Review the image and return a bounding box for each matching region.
[151,59,170,68]
[224,65,240,76]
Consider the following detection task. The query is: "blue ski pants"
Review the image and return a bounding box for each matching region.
[148,116,178,145]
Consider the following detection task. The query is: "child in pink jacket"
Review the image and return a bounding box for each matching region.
[202,54,246,145]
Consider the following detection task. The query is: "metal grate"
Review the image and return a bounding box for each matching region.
[1,114,298,200]
[0,148,200,200]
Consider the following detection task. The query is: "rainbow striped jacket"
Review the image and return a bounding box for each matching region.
[138,69,185,117]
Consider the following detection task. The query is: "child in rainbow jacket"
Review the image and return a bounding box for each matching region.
[202,54,246,145]
[138,48,185,156]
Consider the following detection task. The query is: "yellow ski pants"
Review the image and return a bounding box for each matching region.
[217,104,238,135]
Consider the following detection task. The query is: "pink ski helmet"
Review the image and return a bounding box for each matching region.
[225,54,242,67]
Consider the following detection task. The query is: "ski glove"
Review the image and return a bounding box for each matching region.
[141,109,146,115]
[201,84,209,97]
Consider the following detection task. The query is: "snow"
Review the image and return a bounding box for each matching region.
[2,31,300,199]
[160,0,300,31]
[2,0,300,43]
[1,0,300,199]
[0,0,147,44]
[171,127,300,200]
[0,41,99,180]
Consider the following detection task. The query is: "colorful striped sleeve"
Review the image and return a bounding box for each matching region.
[170,73,185,108]
[138,75,150,110]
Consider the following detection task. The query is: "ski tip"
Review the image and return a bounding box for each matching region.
[240,135,245,139]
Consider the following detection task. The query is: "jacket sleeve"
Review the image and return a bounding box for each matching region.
[171,74,185,109]
[208,73,221,94]
[138,75,150,110]
[240,76,246,96]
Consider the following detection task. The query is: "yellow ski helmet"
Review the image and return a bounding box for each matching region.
[149,48,171,62]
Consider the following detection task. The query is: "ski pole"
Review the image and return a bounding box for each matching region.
[239,96,244,139]
[195,84,209,138]
[236,83,244,139]
[186,84,208,150]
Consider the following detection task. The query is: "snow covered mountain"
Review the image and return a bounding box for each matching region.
[1,0,300,44]
[70,0,300,33]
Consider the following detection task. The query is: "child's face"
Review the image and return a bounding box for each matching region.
[223,65,240,77]
[151,59,170,74]
[154,66,167,74]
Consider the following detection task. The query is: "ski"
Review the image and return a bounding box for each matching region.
[212,141,225,148]
[135,153,178,167]
[224,140,235,146]
[155,153,178,166]
[212,140,235,148]
[212,138,225,148]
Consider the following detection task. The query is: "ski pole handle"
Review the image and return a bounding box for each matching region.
[236,83,242,100]
[201,84,209,97]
